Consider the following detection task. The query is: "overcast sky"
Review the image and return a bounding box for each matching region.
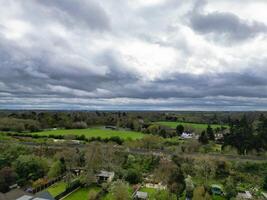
[0,0,267,110]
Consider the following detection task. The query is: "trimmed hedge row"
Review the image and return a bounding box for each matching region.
[6,133,124,145]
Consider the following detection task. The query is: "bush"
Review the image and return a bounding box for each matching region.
[13,155,49,183]
[125,169,142,184]
[0,167,17,193]
[72,121,88,129]
[263,175,267,191]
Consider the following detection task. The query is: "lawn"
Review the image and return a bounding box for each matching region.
[212,195,226,200]
[0,133,12,141]
[46,182,67,197]
[140,187,158,200]
[101,187,134,200]
[155,121,227,132]
[33,128,144,140]
[63,187,101,200]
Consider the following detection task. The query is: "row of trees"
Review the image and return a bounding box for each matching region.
[223,114,267,154]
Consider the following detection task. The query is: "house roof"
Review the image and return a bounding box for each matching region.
[97,170,114,178]
[0,189,54,200]
[0,193,7,200]
[135,191,148,199]
[1,189,30,200]
[211,184,223,189]
[237,191,252,199]
[16,195,53,200]
[35,191,55,200]
[16,195,33,200]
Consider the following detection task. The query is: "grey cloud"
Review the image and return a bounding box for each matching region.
[24,0,111,31]
[188,1,267,43]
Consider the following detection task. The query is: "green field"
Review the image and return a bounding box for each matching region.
[140,187,172,200]
[0,133,12,141]
[63,187,101,200]
[35,128,144,140]
[46,182,67,197]
[155,121,227,132]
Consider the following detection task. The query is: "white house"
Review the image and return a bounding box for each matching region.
[181,132,193,139]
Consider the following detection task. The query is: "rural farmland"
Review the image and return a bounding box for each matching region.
[34,128,144,140]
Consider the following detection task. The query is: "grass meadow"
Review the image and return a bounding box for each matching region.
[36,128,144,140]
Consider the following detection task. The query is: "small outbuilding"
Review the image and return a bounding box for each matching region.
[96,170,115,183]
[237,191,253,199]
[262,192,267,199]
[211,184,223,196]
[133,191,148,200]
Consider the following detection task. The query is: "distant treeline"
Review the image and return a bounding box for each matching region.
[0,110,267,133]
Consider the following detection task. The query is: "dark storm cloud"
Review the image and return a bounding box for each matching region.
[113,71,267,99]
[0,37,137,98]
[188,1,267,43]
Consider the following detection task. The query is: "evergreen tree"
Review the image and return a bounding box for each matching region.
[206,125,215,141]
[257,114,267,150]
[263,175,267,191]
[199,131,209,144]
[176,125,184,136]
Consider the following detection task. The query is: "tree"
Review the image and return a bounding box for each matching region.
[195,158,215,185]
[206,125,215,141]
[0,167,17,192]
[48,160,65,178]
[199,131,209,145]
[192,186,212,200]
[125,168,142,184]
[159,128,167,138]
[223,115,254,155]
[224,177,237,200]
[257,114,267,150]
[141,135,162,150]
[176,125,184,136]
[147,125,160,135]
[72,121,88,129]
[168,166,185,197]
[110,180,131,200]
[185,175,194,199]
[80,169,96,187]
[154,159,176,184]
[215,160,229,179]
[13,155,48,183]
[263,175,267,191]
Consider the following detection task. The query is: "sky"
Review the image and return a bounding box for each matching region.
[0,0,267,110]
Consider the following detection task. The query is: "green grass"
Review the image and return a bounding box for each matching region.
[101,193,114,200]
[212,195,226,200]
[63,187,101,200]
[155,121,227,132]
[0,133,12,141]
[46,182,67,197]
[140,187,158,200]
[34,128,144,140]
[101,187,133,200]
